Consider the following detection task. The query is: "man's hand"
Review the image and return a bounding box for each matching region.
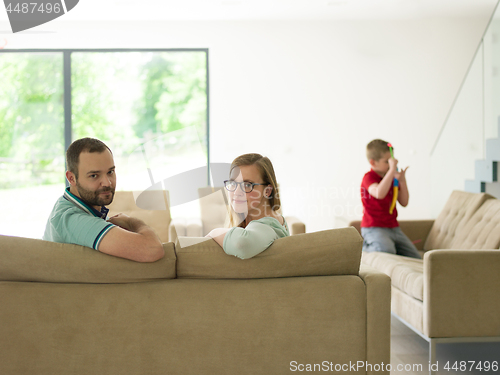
[101,214,164,262]
[107,213,134,231]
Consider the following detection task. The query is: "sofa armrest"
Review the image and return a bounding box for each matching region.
[423,249,500,338]
[348,221,361,234]
[285,216,306,235]
[397,220,435,251]
[349,220,434,251]
[358,264,391,375]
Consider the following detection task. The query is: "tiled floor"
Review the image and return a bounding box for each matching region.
[390,315,500,375]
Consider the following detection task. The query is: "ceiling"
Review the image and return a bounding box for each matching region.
[25,0,500,21]
[0,0,497,22]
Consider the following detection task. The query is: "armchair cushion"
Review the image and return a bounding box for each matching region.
[169,217,203,243]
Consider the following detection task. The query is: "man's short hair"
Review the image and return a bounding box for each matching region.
[366,139,390,161]
[66,137,112,179]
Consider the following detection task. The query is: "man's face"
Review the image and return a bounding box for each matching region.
[71,150,116,209]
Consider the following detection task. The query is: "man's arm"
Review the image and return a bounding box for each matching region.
[99,213,164,262]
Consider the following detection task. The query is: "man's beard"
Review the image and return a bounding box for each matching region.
[76,182,115,208]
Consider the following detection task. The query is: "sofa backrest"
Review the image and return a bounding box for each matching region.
[0,235,177,283]
[1,227,363,283]
[449,198,500,249]
[424,191,495,251]
[175,227,363,279]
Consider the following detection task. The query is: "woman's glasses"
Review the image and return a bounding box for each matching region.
[224,180,267,193]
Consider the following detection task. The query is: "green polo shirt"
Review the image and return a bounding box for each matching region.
[43,188,116,250]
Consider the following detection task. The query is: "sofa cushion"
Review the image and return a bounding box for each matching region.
[0,235,177,283]
[450,198,500,250]
[424,191,494,251]
[362,252,424,301]
[176,227,362,279]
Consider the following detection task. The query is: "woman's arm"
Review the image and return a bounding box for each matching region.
[222,220,279,259]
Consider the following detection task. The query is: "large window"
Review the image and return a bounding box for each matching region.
[0,49,208,238]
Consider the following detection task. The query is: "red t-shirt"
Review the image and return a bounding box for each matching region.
[360,169,399,228]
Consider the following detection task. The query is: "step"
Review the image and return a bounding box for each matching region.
[486,138,500,162]
[464,180,485,193]
[474,160,498,183]
[485,181,500,199]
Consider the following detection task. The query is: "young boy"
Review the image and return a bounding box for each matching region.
[360,139,421,258]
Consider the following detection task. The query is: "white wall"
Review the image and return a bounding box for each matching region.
[430,42,485,217]
[0,12,496,232]
[430,12,500,214]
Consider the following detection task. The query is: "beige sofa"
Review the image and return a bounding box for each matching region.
[0,227,390,375]
[350,190,500,366]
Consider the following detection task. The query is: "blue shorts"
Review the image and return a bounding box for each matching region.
[361,226,421,259]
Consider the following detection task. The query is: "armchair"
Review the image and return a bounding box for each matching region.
[107,190,171,243]
[197,186,306,236]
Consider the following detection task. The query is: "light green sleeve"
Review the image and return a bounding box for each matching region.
[223,217,289,259]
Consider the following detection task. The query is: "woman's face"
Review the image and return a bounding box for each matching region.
[228,164,269,215]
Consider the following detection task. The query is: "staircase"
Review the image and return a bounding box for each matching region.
[465,122,500,197]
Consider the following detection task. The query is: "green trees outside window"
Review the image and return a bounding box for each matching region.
[0,50,208,238]
[0,53,64,188]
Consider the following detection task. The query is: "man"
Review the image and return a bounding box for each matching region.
[43,137,164,262]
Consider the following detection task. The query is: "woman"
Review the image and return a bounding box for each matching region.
[206,153,289,259]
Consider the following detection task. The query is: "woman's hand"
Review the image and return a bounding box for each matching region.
[205,228,231,247]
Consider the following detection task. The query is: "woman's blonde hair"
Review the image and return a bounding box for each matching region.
[226,153,281,228]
